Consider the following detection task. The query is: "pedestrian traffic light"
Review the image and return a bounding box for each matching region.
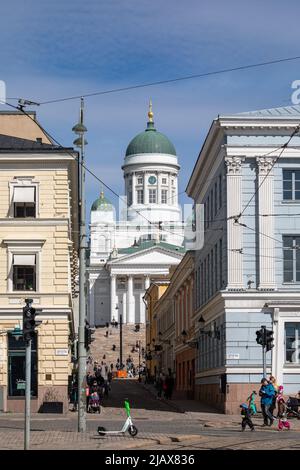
[22,299,37,342]
[256,328,265,346]
[84,324,95,350]
[265,329,274,352]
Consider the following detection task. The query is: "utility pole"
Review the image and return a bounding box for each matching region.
[25,338,31,450]
[73,98,87,433]
[22,298,38,450]
[262,325,267,379]
[120,312,123,369]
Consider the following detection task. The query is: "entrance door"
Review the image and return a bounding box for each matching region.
[7,333,37,397]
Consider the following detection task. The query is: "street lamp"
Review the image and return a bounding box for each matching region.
[73,98,88,433]
[116,304,123,370]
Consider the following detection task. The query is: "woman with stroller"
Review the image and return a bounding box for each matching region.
[88,380,101,413]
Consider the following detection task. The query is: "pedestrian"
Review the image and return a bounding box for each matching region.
[240,403,255,431]
[259,378,275,426]
[277,386,290,431]
[269,375,278,416]
[156,373,163,399]
[165,370,175,400]
[247,391,257,415]
[110,363,114,371]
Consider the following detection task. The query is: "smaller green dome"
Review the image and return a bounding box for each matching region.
[91,191,113,211]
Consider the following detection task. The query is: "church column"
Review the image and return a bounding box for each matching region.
[127,275,135,323]
[89,276,96,327]
[257,157,276,289]
[168,173,172,206]
[225,156,245,288]
[157,171,161,204]
[144,172,148,204]
[110,274,117,322]
[132,172,136,205]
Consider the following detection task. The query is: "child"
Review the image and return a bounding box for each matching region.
[277,386,290,431]
[240,403,255,431]
[247,391,257,415]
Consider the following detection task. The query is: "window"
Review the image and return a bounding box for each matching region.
[161,189,168,204]
[214,182,218,216]
[285,323,300,364]
[283,170,300,200]
[162,177,167,185]
[219,174,222,208]
[149,189,157,203]
[172,191,175,205]
[214,243,218,292]
[137,177,143,185]
[8,332,37,397]
[137,189,144,204]
[13,187,36,218]
[283,236,300,282]
[128,191,132,205]
[219,238,223,288]
[13,254,36,291]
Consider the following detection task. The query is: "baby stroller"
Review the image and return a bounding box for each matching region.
[88,391,101,414]
[286,397,300,419]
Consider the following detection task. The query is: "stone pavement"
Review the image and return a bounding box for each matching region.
[1,378,300,450]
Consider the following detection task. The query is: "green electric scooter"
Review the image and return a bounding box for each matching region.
[97,399,138,437]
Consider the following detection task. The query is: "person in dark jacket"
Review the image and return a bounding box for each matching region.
[259,378,275,426]
[240,403,255,431]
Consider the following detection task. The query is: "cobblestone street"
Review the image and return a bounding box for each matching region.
[1,379,300,450]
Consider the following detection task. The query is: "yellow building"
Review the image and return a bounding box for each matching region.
[144,281,169,380]
[0,111,79,412]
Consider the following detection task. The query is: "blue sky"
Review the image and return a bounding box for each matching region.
[1,0,300,213]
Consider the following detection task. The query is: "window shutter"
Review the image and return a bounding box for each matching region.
[13,187,35,203]
[13,254,36,265]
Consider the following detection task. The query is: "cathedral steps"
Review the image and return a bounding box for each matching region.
[90,324,146,369]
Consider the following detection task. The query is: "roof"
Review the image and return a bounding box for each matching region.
[0,134,68,151]
[91,191,113,211]
[125,120,176,157]
[226,104,300,118]
[118,240,185,255]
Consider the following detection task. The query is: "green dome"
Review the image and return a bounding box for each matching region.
[125,121,176,157]
[91,191,113,211]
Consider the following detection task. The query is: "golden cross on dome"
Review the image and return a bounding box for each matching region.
[148,99,154,122]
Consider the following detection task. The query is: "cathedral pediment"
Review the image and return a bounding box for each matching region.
[107,244,184,266]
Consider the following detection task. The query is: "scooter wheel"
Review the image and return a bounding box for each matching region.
[128,425,138,437]
[97,426,107,436]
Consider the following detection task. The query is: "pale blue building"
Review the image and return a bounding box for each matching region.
[187,105,300,413]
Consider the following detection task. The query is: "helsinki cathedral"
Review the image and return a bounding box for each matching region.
[88,103,185,327]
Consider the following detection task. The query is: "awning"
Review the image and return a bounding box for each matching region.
[13,254,36,266]
[13,187,35,203]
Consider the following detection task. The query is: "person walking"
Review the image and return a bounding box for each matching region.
[165,369,175,400]
[156,373,163,399]
[240,403,255,431]
[259,378,276,426]
[276,385,291,431]
[269,375,278,417]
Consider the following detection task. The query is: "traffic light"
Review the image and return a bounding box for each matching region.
[265,329,274,352]
[256,328,265,346]
[22,299,37,342]
[84,324,95,350]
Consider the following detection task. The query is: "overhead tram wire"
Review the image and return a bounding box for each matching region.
[1,100,190,239]
[9,54,300,106]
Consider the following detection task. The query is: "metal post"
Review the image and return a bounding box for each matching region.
[77,98,87,433]
[262,325,267,378]
[138,340,141,382]
[24,339,31,450]
[120,313,123,369]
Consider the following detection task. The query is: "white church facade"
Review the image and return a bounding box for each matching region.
[88,104,185,329]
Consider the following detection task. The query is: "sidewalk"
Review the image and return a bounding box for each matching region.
[139,381,300,430]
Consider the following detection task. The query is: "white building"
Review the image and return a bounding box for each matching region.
[88,104,185,328]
